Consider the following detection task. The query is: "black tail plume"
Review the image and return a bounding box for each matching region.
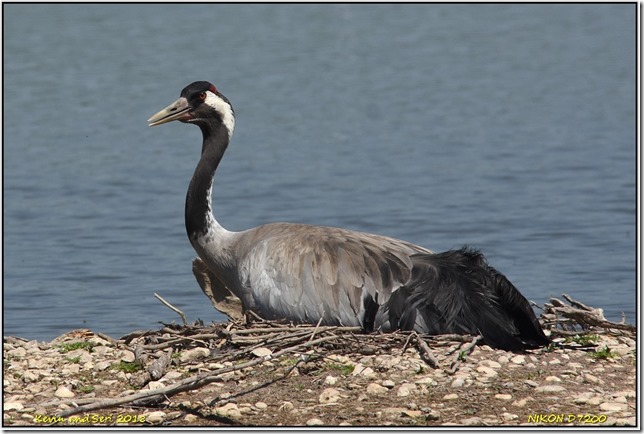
[386,246,550,351]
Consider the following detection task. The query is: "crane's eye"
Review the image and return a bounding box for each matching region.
[199,92,207,100]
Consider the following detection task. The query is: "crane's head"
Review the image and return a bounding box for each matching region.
[148,81,235,136]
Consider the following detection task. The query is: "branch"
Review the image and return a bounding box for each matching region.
[154,293,188,327]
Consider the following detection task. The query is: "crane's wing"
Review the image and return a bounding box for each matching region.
[236,223,431,329]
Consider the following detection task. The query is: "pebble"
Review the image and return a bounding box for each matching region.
[397,383,417,397]
[163,371,183,380]
[366,383,388,395]
[510,355,525,365]
[573,392,595,404]
[22,371,40,382]
[215,403,241,418]
[583,373,601,384]
[414,376,437,386]
[461,416,484,425]
[7,347,27,358]
[502,412,519,421]
[319,388,342,404]
[512,398,533,407]
[545,376,562,382]
[251,347,272,358]
[588,396,603,405]
[524,380,539,388]
[4,402,24,411]
[535,385,566,393]
[443,393,459,401]
[402,410,422,418]
[476,366,498,377]
[279,401,294,412]
[145,411,166,424]
[451,377,466,388]
[184,414,199,423]
[147,381,164,390]
[95,361,112,371]
[479,360,502,369]
[306,418,324,426]
[352,363,376,378]
[255,402,268,410]
[117,350,135,363]
[382,380,395,389]
[54,386,75,398]
[599,402,628,413]
[324,375,337,385]
[495,394,512,400]
[27,359,48,370]
[180,348,210,363]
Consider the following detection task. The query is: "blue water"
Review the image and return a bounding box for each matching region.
[3,4,636,341]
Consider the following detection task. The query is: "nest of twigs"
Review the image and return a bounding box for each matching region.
[58,287,634,419]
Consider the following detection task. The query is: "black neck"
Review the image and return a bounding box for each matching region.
[185,122,229,239]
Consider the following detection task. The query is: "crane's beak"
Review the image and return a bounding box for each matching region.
[148,97,192,127]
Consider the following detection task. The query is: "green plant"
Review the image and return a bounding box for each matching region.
[65,356,81,364]
[112,361,142,373]
[78,384,95,394]
[58,342,95,353]
[544,342,558,352]
[591,346,616,360]
[325,362,354,376]
[564,334,600,346]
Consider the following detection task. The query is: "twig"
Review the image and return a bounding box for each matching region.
[148,349,173,380]
[400,332,415,354]
[446,335,483,375]
[414,333,439,369]
[561,294,595,312]
[95,332,120,345]
[308,315,325,342]
[209,356,306,407]
[545,295,635,333]
[154,293,188,327]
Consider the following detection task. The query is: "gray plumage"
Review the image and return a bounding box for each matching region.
[148,81,550,351]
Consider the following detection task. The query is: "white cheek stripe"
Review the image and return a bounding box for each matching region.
[205,91,235,139]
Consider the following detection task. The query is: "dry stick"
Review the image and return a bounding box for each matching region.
[231,325,362,335]
[431,334,473,343]
[548,302,635,333]
[561,293,596,312]
[227,326,296,335]
[95,332,120,345]
[148,349,173,380]
[154,293,188,327]
[58,334,341,417]
[308,315,325,343]
[140,333,224,351]
[446,335,483,375]
[414,333,439,369]
[400,332,415,354]
[205,330,314,364]
[208,357,306,407]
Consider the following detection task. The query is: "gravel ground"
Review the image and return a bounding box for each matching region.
[2,326,637,428]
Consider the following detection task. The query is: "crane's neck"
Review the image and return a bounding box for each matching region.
[185,123,233,249]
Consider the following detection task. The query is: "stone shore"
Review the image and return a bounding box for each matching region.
[3,328,637,427]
